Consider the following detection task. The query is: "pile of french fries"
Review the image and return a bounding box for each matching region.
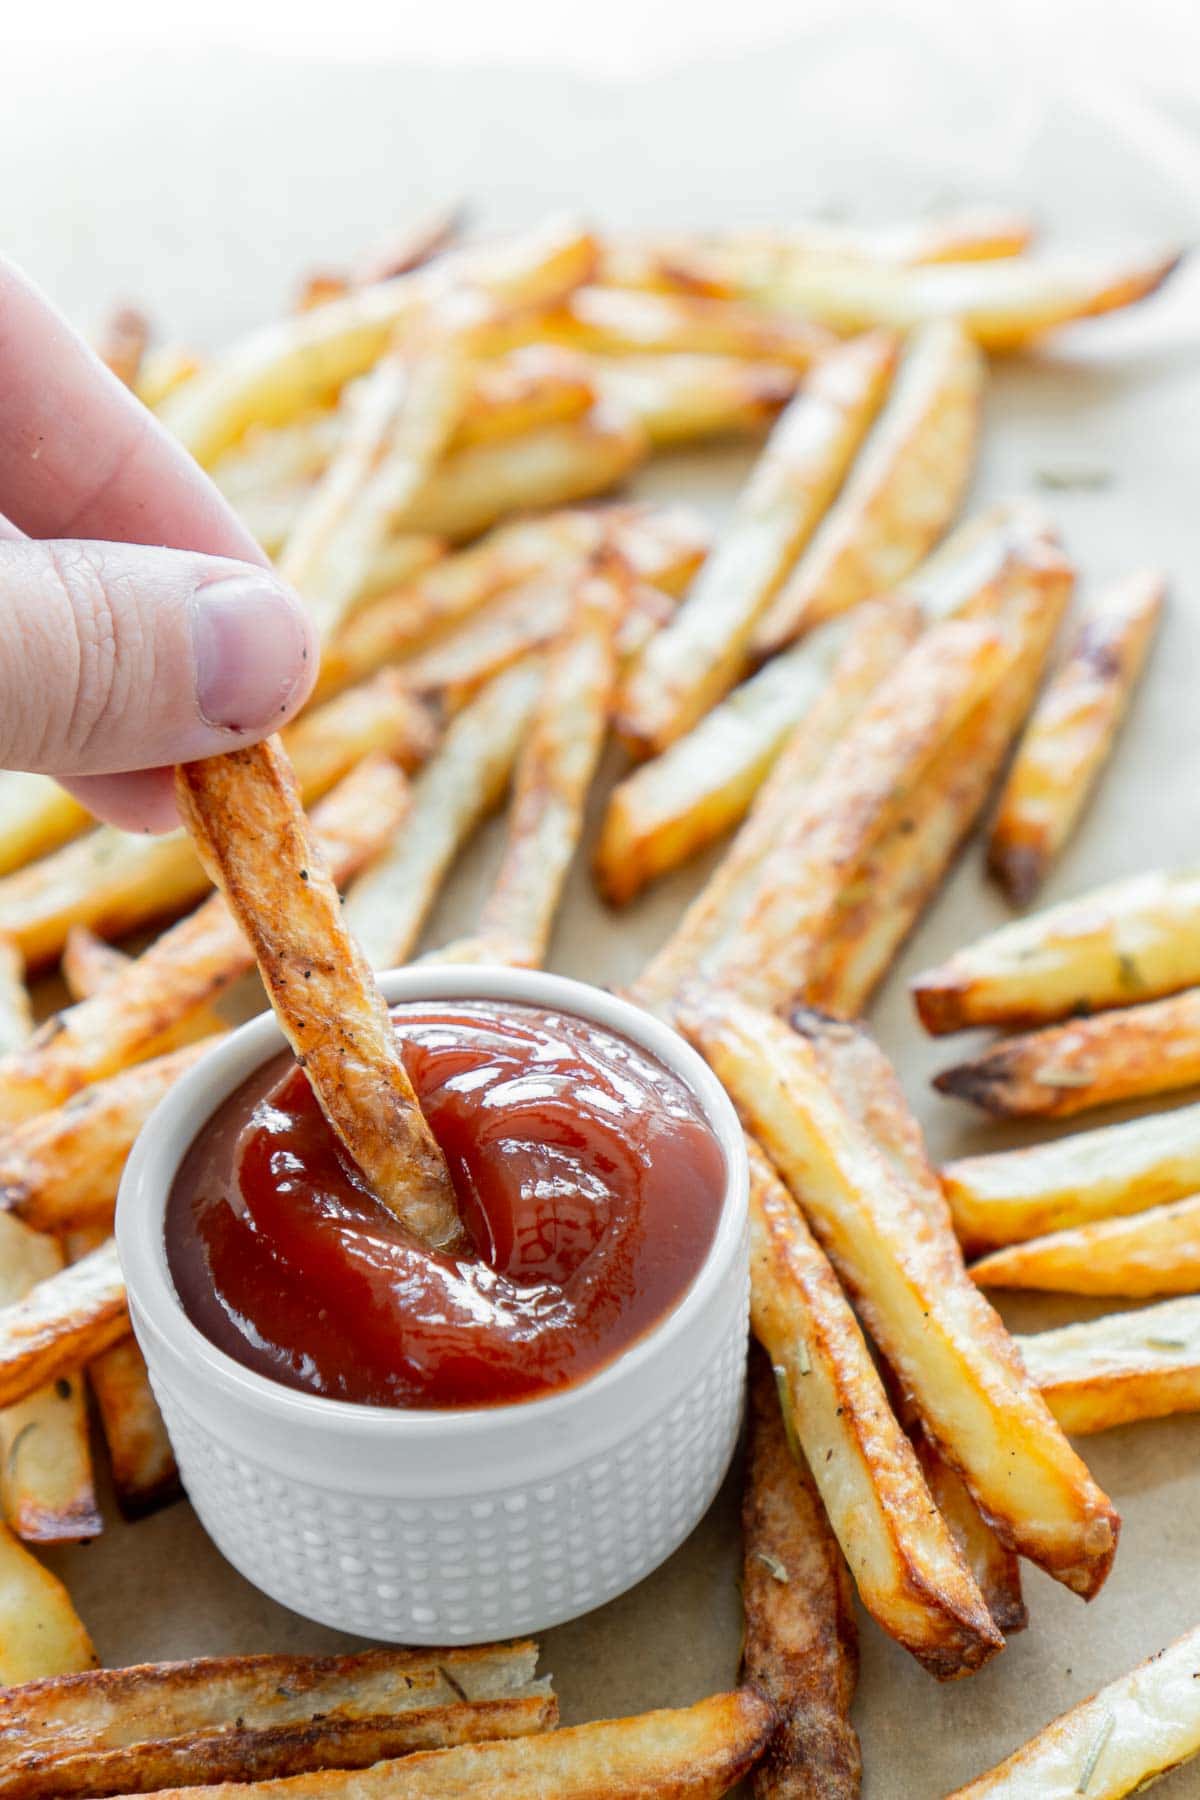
[0,204,1190,1796]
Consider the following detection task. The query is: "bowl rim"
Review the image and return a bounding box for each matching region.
[117,965,748,1439]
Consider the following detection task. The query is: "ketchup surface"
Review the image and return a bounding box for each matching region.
[166,1000,725,1409]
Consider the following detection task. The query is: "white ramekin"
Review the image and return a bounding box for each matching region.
[117,967,749,1644]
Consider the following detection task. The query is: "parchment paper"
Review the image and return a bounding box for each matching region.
[4,30,1200,1796]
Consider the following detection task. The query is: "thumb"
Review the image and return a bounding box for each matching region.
[0,538,317,778]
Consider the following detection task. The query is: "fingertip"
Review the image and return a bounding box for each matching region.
[190,570,317,736]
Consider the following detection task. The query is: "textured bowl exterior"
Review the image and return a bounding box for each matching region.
[118,967,749,1643]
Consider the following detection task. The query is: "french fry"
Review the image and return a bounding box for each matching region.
[176,738,463,1252]
[134,345,202,412]
[99,305,152,388]
[0,1215,99,1545]
[632,597,919,1007]
[911,867,1200,1034]
[472,561,623,967]
[522,284,836,368]
[278,308,481,639]
[988,570,1165,903]
[752,321,984,655]
[1016,1296,1200,1435]
[62,929,228,1047]
[0,1235,128,1409]
[0,1641,553,1799]
[754,246,1181,347]
[741,1353,862,1796]
[0,670,433,970]
[616,331,899,754]
[948,1622,1200,1798]
[745,1138,1001,1676]
[809,540,1075,1015]
[685,996,1119,1596]
[0,1520,95,1683]
[0,1038,219,1233]
[457,344,596,447]
[127,1687,776,1800]
[345,660,543,971]
[0,773,92,878]
[592,353,798,447]
[0,939,31,1059]
[935,987,1200,1120]
[161,216,599,464]
[295,202,467,307]
[909,1426,1027,1638]
[941,1100,1200,1253]
[900,496,1061,621]
[970,1195,1200,1299]
[0,755,411,1126]
[596,617,859,905]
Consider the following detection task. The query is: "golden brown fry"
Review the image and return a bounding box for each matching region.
[988,570,1165,903]
[969,1195,1200,1299]
[0,1641,553,1799]
[948,1622,1200,1798]
[0,1235,128,1409]
[752,321,984,654]
[745,1139,1000,1677]
[0,1520,95,1683]
[522,283,836,368]
[456,344,596,448]
[0,756,410,1126]
[617,331,899,755]
[741,1353,862,1796]
[62,930,228,1047]
[900,497,1061,620]
[592,353,798,447]
[99,305,152,388]
[162,216,599,464]
[632,597,919,1009]
[176,739,462,1251]
[935,986,1200,1121]
[1016,1296,1200,1435]
[941,1100,1200,1253]
[0,773,92,880]
[0,1038,218,1233]
[911,867,1200,1034]
[596,618,857,905]
[130,1687,776,1800]
[0,1215,99,1545]
[0,939,31,1060]
[345,661,543,971]
[909,1426,1027,1638]
[686,996,1119,1597]
[755,246,1181,347]
[473,561,623,966]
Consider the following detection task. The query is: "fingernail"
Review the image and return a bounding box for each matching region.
[191,574,313,732]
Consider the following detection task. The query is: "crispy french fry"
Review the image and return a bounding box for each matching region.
[0,1519,95,1682]
[176,738,462,1251]
[809,540,1074,1016]
[592,353,798,446]
[616,332,899,755]
[0,939,31,1060]
[279,309,481,639]
[900,496,1061,621]
[473,561,623,966]
[752,322,984,654]
[935,986,1200,1120]
[127,1687,776,1800]
[62,929,228,1047]
[909,1426,1027,1639]
[745,1139,1000,1677]
[1016,1296,1200,1435]
[0,755,410,1126]
[685,996,1119,1596]
[0,1215,99,1545]
[522,284,835,368]
[0,670,433,970]
[99,305,152,388]
[741,1353,862,1796]
[345,660,543,970]
[941,1100,1200,1253]
[755,246,1181,347]
[0,1235,128,1409]
[457,344,596,448]
[970,1195,1200,1299]
[988,570,1165,903]
[597,617,859,905]
[948,1622,1200,1798]
[0,1641,553,1799]
[161,216,599,464]
[911,867,1200,1034]
[0,773,92,878]
[0,1038,219,1233]
[632,597,919,1008]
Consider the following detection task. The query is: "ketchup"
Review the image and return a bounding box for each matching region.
[166,1001,725,1409]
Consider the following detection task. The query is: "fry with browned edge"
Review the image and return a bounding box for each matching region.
[0,1236,128,1409]
[1016,1295,1200,1435]
[0,1518,95,1683]
[970,1195,1200,1299]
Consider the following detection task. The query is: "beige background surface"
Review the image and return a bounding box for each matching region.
[4,33,1200,1797]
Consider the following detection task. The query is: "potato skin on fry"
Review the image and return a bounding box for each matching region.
[0,1236,128,1410]
[970,1195,1200,1299]
[741,1354,862,1798]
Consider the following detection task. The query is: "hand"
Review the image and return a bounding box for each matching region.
[0,261,317,833]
